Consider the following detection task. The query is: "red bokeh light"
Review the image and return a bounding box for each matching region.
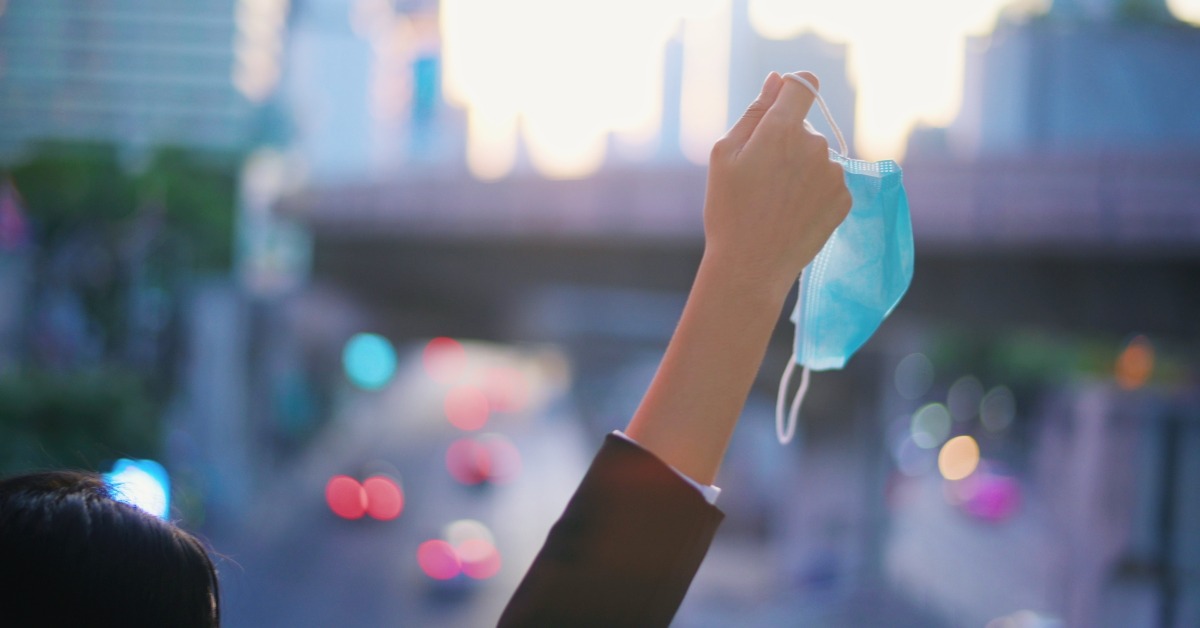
[417,540,462,580]
[445,385,490,431]
[446,438,492,485]
[481,366,531,413]
[363,475,405,521]
[325,475,367,520]
[458,538,501,580]
[423,337,468,384]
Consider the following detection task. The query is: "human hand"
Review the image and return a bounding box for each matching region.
[701,71,852,299]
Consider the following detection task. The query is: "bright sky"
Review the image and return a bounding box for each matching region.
[440,0,726,179]
[749,0,1018,160]
[755,0,1200,159]
[440,0,1200,179]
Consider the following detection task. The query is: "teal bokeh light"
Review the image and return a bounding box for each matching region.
[104,459,170,520]
[343,333,398,390]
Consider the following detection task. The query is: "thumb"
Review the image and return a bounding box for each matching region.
[721,72,784,150]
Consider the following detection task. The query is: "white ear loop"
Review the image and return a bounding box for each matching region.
[775,355,811,444]
[775,73,847,445]
[783,73,849,157]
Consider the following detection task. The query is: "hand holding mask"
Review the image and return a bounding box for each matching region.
[776,73,915,445]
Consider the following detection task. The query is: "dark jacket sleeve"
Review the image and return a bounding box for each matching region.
[497,434,724,627]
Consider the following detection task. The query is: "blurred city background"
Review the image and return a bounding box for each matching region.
[2,0,1199,626]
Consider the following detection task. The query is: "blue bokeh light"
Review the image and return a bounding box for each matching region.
[104,459,170,520]
[343,332,398,390]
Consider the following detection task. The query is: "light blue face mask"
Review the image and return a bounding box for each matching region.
[776,73,915,445]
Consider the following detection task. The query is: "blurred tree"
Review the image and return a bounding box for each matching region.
[1,141,240,474]
[136,146,238,272]
[6,143,138,245]
[0,369,157,475]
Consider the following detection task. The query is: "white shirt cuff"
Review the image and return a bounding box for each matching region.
[610,430,721,505]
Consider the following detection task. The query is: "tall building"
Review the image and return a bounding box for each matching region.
[0,0,289,161]
[948,0,1200,156]
[280,0,459,183]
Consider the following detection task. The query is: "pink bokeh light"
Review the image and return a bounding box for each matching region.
[446,437,492,485]
[481,365,531,413]
[480,434,522,484]
[423,337,468,384]
[363,475,405,521]
[458,538,501,580]
[417,539,462,580]
[445,385,490,431]
[325,475,368,520]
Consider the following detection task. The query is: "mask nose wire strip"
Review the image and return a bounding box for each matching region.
[783,73,849,158]
[775,356,811,445]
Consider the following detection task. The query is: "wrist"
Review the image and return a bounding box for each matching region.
[696,248,795,310]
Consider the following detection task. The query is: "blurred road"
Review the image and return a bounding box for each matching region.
[211,342,593,627]
[207,339,951,627]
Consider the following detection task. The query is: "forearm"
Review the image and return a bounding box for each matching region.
[625,252,788,486]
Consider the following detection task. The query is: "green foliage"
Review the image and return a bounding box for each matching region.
[137,147,239,271]
[926,326,1104,385]
[1116,0,1173,23]
[8,141,238,272]
[1,141,242,476]
[926,325,1187,389]
[0,368,159,476]
[7,143,137,244]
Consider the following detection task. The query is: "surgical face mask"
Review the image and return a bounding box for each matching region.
[776,73,915,445]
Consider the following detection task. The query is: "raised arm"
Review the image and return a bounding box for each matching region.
[625,71,851,485]
[498,71,851,628]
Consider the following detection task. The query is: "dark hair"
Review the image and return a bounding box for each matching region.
[0,470,220,627]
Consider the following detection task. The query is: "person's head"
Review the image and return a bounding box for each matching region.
[0,470,220,627]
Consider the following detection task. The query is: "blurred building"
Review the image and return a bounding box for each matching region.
[0,0,299,523]
[949,0,1200,157]
[0,0,290,161]
[905,0,1200,252]
[1031,383,1200,628]
[282,0,458,182]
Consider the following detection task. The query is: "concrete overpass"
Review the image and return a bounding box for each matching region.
[279,153,1200,342]
[284,154,1200,250]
